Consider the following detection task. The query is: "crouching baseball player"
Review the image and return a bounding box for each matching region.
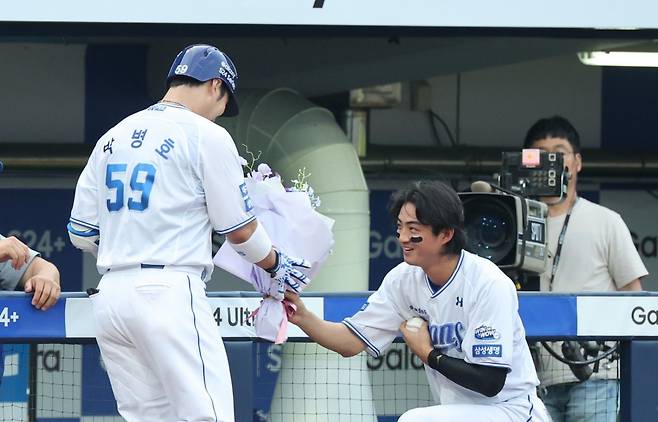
[286,181,551,421]
[68,44,309,422]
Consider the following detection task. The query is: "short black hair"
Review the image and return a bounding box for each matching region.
[523,115,581,153]
[167,75,205,89]
[167,76,228,100]
[388,180,466,255]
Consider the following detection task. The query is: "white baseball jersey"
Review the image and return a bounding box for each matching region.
[344,250,540,405]
[70,102,247,421]
[70,102,254,277]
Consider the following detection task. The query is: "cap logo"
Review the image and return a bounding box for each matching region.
[174,64,188,75]
[219,67,236,90]
[220,60,236,78]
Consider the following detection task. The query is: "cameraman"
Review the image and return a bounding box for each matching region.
[523,116,647,422]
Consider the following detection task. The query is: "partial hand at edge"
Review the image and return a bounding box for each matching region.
[0,236,30,270]
[284,290,308,326]
[24,275,61,311]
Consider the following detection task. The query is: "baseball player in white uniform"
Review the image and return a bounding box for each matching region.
[287,181,550,421]
[67,44,309,422]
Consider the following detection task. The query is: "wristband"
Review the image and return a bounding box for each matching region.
[265,250,280,274]
[427,348,442,372]
[228,222,273,263]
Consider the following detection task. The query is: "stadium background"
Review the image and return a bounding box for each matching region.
[2,1,658,420]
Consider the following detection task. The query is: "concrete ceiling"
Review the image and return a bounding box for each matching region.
[145,35,650,96]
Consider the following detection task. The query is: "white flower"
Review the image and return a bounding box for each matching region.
[257,163,273,177]
[239,147,321,210]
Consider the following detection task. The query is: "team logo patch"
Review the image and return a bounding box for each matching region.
[474,325,501,341]
[244,197,253,213]
[472,344,503,358]
[239,182,248,197]
[239,182,253,212]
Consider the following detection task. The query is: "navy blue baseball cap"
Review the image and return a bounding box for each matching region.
[167,44,239,117]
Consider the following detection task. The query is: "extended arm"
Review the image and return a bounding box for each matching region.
[1,235,60,310]
[19,257,61,311]
[226,220,276,270]
[227,221,310,297]
[619,278,642,291]
[426,349,507,397]
[285,291,366,357]
[0,235,30,270]
[67,222,100,257]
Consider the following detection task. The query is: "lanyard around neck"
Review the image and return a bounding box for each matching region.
[549,197,579,291]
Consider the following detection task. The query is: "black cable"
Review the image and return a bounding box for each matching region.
[455,73,461,145]
[428,111,443,146]
[540,341,619,366]
[429,110,458,146]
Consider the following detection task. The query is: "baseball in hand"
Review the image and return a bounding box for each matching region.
[406,317,425,332]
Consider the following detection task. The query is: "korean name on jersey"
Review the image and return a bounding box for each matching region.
[70,103,254,277]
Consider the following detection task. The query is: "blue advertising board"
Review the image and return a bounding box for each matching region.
[0,344,28,402]
[369,190,400,290]
[81,344,117,416]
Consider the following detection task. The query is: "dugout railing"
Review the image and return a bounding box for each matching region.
[1,291,658,421]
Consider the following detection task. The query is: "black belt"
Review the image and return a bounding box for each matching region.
[106,263,166,272]
[140,264,165,269]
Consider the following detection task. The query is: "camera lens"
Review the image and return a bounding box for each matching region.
[462,196,516,264]
[477,215,508,248]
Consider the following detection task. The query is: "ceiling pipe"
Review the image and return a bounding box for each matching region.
[2,144,658,178]
[360,146,658,178]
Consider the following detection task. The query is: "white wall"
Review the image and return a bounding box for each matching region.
[0,44,603,149]
[600,190,658,291]
[0,43,85,144]
[370,54,602,147]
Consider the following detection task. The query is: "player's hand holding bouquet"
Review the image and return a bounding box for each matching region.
[213,158,334,343]
[264,249,311,298]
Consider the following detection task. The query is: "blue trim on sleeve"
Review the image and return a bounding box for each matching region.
[342,319,381,357]
[69,217,99,230]
[215,215,256,235]
[66,223,100,237]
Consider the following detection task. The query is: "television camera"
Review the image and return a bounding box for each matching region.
[462,150,618,378]
[458,149,569,274]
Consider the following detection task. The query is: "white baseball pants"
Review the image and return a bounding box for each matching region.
[398,391,551,422]
[90,267,234,422]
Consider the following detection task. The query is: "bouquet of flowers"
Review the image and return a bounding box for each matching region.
[213,152,334,344]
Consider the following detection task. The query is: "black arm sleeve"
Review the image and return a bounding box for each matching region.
[427,349,508,397]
